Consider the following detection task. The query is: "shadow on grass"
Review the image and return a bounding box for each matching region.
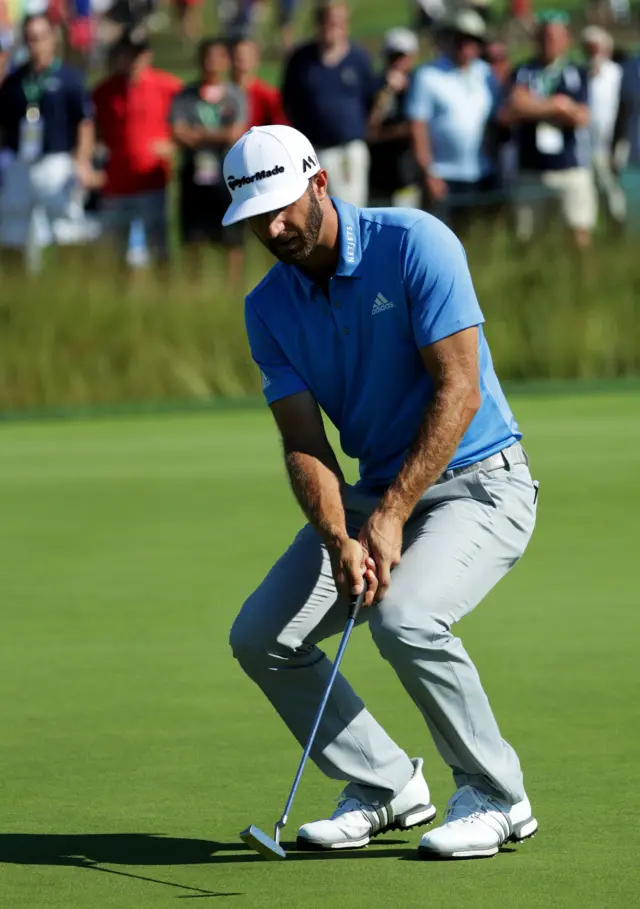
[0,832,414,894]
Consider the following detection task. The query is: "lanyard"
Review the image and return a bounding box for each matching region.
[536,58,567,97]
[22,59,61,111]
[195,99,221,129]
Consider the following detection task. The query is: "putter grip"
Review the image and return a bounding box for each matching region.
[348,583,367,621]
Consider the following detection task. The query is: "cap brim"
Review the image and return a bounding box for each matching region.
[222,178,310,226]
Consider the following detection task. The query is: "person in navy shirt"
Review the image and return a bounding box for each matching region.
[224,125,540,861]
[0,14,96,259]
[501,12,595,247]
[281,1,375,206]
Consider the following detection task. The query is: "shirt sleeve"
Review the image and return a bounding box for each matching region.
[405,67,433,122]
[67,71,93,125]
[169,89,191,125]
[245,294,309,404]
[511,64,530,88]
[401,216,485,350]
[572,67,589,105]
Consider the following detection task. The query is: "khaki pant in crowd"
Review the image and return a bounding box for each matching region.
[513,167,598,241]
[318,139,370,208]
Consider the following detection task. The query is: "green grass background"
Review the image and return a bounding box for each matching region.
[1,388,639,908]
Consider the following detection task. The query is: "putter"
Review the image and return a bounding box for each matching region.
[240,584,367,860]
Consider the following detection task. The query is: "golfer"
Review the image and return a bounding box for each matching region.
[227,125,539,860]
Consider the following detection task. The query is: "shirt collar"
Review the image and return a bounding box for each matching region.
[290,197,363,294]
[333,196,362,277]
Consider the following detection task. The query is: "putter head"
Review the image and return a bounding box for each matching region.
[240,825,287,861]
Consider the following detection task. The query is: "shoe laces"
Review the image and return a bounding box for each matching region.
[331,795,367,820]
[444,786,501,825]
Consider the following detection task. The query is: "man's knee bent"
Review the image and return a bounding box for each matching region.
[229,595,272,667]
[229,590,301,668]
[369,599,453,661]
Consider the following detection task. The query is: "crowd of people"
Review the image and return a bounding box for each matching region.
[0,1,639,279]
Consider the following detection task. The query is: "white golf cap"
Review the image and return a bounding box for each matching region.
[222,125,320,227]
[382,27,419,57]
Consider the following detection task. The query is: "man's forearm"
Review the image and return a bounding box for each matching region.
[75,119,94,165]
[285,449,349,547]
[380,382,480,523]
[411,121,432,174]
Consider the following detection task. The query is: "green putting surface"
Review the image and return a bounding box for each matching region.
[1,390,638,908]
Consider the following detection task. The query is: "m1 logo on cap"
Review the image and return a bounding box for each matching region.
[302,155,318,174]
[227,165,285,191]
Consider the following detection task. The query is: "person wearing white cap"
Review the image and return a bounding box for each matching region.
[582,26,626,225]
[406,10,501,233]
[367,28,420,207]
[228,123,539,860]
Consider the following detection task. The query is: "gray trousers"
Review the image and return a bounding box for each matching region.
[230,460,538,805]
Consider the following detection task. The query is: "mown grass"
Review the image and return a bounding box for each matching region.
[1,224,638,412]
[0,393,639,908]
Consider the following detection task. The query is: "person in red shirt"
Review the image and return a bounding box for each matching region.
[93,30,182,267]
[230,37,287,129]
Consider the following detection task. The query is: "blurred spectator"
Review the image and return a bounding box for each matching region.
[484,40,517,189]
[414,0,446,33]
[368,27,420,207]
[170,37,245,285]
[619,52,640,233]
[93,30,182,268]
[217,0,261,41]
[582,26,626,225]
[0,29,12,85]
[484,41,510,87]
[460,0,494,26]
[175,0,204,41]
[231,36,287,127]
[282,1,375,206]
[407,10,500,231]
[0,14,97,264]
[503,13,594,248]
[276,0,300,51]
[509,0,533,25]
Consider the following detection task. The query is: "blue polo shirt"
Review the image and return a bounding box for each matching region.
[281,42,375,149]
[406,56,499,182]
[0,62,92,156]
[512,59,590,172]
[245,200,520,490]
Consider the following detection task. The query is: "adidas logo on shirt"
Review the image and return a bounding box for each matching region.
[372,292,395,315]
[259,369,271,389]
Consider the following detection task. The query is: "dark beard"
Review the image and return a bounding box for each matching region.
[267,191,324,265]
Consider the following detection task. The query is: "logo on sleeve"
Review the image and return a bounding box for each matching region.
[259,369,271,389]
[227,165,285,191]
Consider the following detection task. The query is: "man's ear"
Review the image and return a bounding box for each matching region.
[313,168,329,201]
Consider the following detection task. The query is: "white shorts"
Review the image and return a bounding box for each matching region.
[318,139,370,208]
[513,167,598,240]
[0,153,98,249]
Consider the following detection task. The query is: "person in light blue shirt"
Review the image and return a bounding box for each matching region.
[406,10,500,230]
[225,125,540,861]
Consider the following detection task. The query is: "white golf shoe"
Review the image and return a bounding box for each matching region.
[297,757,436,850]
[418,785,538,860]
